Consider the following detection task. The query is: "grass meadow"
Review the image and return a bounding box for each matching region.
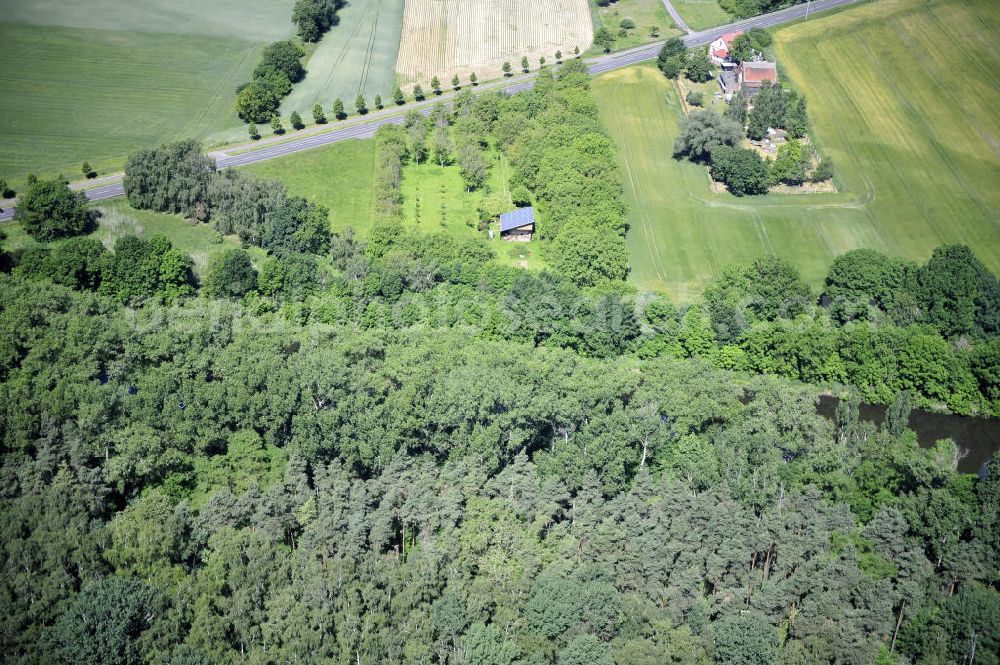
[280,0,405,119]
[0,0,295,186]
[242,139,377,235]
[3,199,251,277]
[593,0,1000,300]
[590,0,683,51]
[671,0,733,31]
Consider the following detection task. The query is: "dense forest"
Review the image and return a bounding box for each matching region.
[1,59,998,665]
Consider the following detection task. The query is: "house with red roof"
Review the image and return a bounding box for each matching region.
[737,61,778,96]
[709,31,743,64]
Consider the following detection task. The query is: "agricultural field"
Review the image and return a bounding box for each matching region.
[593,0,1000,301]
[671,0,733,31]
[395,0,593,87]
[281,0,405,118]
[0,0,294,187]
[242,139,377,235]
[591,0,682,51]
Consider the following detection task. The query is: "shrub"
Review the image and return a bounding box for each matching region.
[14,179,91,242]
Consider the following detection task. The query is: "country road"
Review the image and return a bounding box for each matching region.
[661,0,693,34]
[0,0,859,223]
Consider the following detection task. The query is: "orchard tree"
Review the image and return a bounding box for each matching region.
[289,111,304,129]
[312,103,326,124]
[14,178,91,242]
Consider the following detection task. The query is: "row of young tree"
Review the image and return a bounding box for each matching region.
[0,267,996,664]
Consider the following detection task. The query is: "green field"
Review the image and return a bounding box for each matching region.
[281,0,404,117]
[591,0,683,51]
[2,199,252,275]
[242,139,377,235]
[593,0,1000,301]
[671,0,733,31]
[0,0,294,186]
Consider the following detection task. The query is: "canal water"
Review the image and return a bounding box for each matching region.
[816,395,1000,475]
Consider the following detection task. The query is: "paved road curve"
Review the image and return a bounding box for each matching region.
[661,0,694,34]
[0,0,859,223]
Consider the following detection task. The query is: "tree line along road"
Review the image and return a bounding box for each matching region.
[0,0,860,223]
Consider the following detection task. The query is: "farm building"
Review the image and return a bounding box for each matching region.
[709,31,743,64]
[738,61,778,95]
[719,71,739,97]
[499,207,535,241]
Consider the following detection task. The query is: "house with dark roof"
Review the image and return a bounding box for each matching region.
[737,61,778,96]
[499,207,534,241]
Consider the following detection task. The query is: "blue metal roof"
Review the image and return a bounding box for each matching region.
[499,207,535,232]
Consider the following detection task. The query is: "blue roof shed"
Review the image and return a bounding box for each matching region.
[499,207,535,233]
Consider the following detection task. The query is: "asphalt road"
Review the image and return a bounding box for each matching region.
[0,0,859,223]
[661,0,694,34]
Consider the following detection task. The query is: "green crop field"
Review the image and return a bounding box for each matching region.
[242,139,377,236]
[0,0,295,186]
[281,0,404,118]
[593,0,1000,301]
[671,0,733,31]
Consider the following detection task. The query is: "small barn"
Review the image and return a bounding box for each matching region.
[499,207,534,241]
